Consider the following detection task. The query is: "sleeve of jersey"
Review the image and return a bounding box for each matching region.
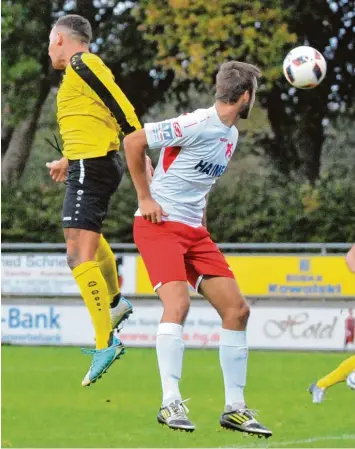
[144,113,202,150]
[74,53,141,134]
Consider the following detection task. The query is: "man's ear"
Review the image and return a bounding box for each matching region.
[57,32,64,46]
[242,90,250,103]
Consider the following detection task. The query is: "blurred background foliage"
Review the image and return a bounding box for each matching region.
[2,0,354,242]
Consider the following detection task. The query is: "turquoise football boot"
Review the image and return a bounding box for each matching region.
[81,336,125,386]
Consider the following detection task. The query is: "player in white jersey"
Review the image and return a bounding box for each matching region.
[124,61,272,438]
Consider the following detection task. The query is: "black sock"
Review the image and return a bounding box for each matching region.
[110,292,121,308]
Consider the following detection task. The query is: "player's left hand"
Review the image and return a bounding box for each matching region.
[139,197,168,224]
[145,155,154,184]
[46,157,68,182]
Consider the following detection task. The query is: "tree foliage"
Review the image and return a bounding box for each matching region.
[136,0,296,85]
[261,0,355,182]
[137,0,355,182]
[2,1,53,124]
[2,0,354,244]
[208,172,355,243]
[3,171,354,243]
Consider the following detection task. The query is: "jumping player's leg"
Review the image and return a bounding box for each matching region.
[155,282,194,431]
[186,230,272,437]
[134,218,195,431]
[64,153,127,342]
[95,234,133,329]
[65,228,112,350]
[309,355,355,403]
[63,153,125,386]
[156,281,190,406]
[199,276,249,409]
[95,234,121,306]
[318,355,355,389]
[91,153,131,329]
[186,233,249,409]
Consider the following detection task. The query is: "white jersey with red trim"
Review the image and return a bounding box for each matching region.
[135,105,238,227]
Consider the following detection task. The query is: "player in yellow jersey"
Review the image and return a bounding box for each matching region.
[46,14,152,386]
[309,245,355,402]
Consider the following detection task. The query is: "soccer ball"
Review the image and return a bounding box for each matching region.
[283,46,327,89]
[346,371,355,390]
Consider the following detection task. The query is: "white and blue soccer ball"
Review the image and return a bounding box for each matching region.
[346,371,355,390]
[283,46,327,89]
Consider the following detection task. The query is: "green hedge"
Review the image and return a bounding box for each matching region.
[2,173,354,243]
[1,177,138,243]
[208,173,355,242]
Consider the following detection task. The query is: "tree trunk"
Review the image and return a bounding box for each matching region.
[1,82,50,185]
[263,86,326,184]
[262,86,300,177]
[297,113,324,184]
[1,103,14,158]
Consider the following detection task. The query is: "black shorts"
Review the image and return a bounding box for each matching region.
[62,151,123,233]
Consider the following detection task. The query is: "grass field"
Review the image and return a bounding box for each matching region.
[2,346,355,448]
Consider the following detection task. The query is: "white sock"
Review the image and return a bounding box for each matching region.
[219,328,248,409]
[156,322,184,406]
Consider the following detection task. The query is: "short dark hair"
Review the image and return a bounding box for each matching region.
[56,14,92,44]
[215,61,261,104]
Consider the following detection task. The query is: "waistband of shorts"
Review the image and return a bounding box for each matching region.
[68,150,119,165]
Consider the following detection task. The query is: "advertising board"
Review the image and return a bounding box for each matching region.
[2,302,354,351]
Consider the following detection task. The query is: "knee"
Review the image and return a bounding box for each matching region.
[240,303,250,324]
[163,299,190,324]
[66,249,80,270]
[223,302,250,328]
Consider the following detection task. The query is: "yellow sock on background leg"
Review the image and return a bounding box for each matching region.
[317,355,355,389]
[73,261,112,350]
[96,235,120,306]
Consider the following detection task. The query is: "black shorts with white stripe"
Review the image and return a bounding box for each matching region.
[62,151,123,233]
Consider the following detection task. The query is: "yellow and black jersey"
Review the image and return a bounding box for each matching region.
[57,51,141,160]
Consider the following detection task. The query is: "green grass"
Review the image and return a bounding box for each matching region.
[2,347,354,448]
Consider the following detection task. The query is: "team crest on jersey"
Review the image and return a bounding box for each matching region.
[173,121,182,137]
[225,143,233,160]
[152,122,173,142]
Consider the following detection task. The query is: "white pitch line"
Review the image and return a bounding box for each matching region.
[222,433,355,448]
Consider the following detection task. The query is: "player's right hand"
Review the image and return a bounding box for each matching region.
[46,157,68,182]
[139,198,168,224]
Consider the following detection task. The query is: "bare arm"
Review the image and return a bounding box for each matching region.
[346,245,355,273]
[123,129,167,223]
[124,129,151,200]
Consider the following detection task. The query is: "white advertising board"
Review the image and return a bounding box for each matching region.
[1,253,136,296]
[2,302,354,351]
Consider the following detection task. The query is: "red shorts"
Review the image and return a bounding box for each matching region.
[134,217,234,291]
